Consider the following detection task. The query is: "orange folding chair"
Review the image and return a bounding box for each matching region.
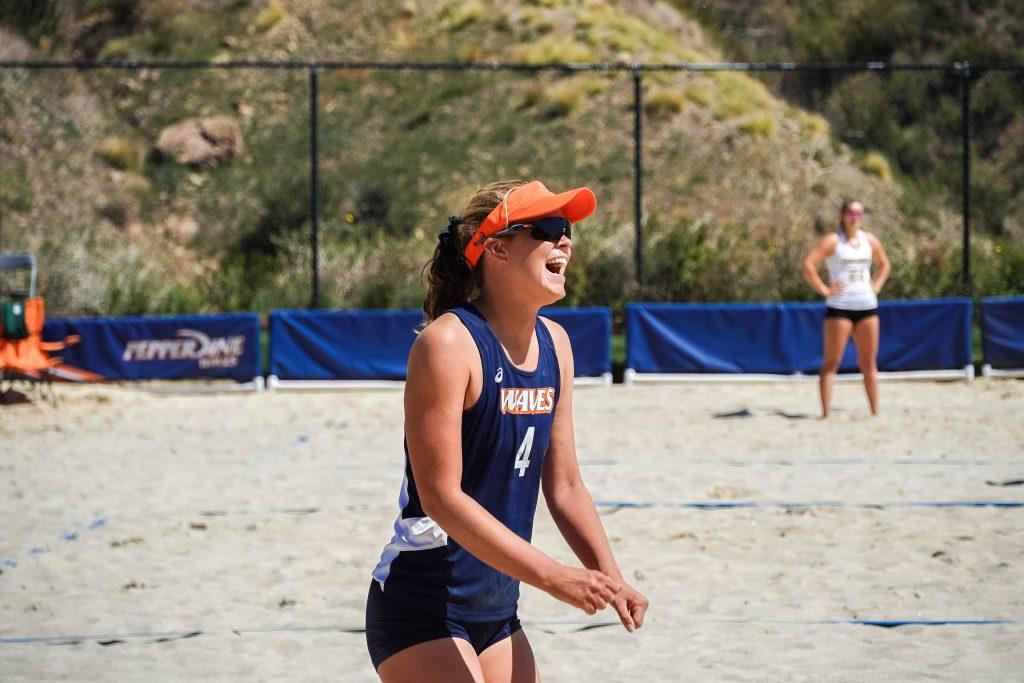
[0,253,80,383]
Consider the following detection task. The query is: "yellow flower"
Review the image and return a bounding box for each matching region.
[345,213,356,224]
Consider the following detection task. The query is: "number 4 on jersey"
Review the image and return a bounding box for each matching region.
[513,426,535,477]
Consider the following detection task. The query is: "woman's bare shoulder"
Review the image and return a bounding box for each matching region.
[412,312,475,362]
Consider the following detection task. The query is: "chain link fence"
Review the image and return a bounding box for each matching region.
[1,60,1021,315]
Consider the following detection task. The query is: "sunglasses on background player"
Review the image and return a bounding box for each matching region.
[486,216,572,244]
[844,209,865,218]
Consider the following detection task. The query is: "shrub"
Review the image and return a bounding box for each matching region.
[98,136,145,172]
[681,81,713,108]
[579,77,607,97]
[881,232,962,299]
[974,238,1024,296]
[514,37,596,64]
[561,220,635,309]
[0,161,33,212]
[861,152,894,182]
[643,215,719,302]
[575,6,682,56]
[250,1,286,34]
[516,82,546,109]
[519,6,555,34]
[798,111,831,138]
[97,199,131,228]
[710,71,775,120]
[97,37,135,60]
[644,88,686,116]
[543,82,586,118]
[440,0,487,31]
[738,113,776,137]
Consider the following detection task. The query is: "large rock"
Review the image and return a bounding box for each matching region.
[153,116,245,168]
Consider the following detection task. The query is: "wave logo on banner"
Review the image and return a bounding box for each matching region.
[121,328,246,369]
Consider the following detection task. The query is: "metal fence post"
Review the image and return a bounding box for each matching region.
[309,63,321,309]
[633,69,644,289]
[959,61,972,296]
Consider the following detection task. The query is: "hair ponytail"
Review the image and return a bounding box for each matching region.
[422,179,525,323]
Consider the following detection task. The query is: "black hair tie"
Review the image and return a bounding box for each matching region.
[438,215,462,248]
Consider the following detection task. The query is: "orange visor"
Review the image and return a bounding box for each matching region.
[464,181,597,268]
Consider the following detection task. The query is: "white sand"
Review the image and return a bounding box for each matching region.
[1,379,1022,681]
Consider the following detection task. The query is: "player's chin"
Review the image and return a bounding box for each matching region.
[534,264,564,297]
[539,274,566,301]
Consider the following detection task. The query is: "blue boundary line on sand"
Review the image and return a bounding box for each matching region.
[528,618,1018,629]
[1,619,1017,644]
[580,458,1023,467]
[333,457,1024,471]
[595,501,1024,510]
[1,518,107,575]
[0,631,202,645]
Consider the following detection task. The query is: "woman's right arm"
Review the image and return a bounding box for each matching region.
[802,233,841,298]
[405,318,621,615]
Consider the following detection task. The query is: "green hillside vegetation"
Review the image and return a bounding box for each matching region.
[676,0,1024,236]
[1,0,1020,317]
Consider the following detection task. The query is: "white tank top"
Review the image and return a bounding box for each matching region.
[825,229,877,310]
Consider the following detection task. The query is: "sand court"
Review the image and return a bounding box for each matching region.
[1,380,1022,680]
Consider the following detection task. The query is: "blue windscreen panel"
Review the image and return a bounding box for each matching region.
[43,313,261,381]
[980,297,1024,369]
[270,307,613,381]
[541,306,612,378]
[627,299,972,375]
[625,302,802,374]
[269,309,423,381]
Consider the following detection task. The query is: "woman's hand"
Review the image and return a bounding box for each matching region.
[822,281,844,298]
[543,565,622,615]
[871,280,883,294]
[610,581,649,633]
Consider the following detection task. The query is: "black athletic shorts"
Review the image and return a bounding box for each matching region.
[365,581,522,670]
[825,307,878,324]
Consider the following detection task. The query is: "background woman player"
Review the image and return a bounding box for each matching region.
[803,199,892,418]
[366,180,649,682]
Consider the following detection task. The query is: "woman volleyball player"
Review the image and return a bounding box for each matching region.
[803,199,892,417]
[366,180,649,682]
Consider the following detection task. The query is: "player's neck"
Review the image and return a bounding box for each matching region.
[472,294,539,361]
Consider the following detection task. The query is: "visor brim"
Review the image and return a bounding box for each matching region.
[509,187,597,225]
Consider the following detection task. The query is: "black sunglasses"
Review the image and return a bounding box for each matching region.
[489,216,572,243]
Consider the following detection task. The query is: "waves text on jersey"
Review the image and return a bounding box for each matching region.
[500,387,556,415]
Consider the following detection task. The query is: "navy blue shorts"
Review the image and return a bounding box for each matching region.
[365,581,522,670]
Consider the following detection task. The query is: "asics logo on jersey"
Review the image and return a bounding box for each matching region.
[495,367,503,383]
[500,387,555,415]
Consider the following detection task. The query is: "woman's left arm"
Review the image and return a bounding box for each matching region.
[869,232,891,294]
[540,319,650,632]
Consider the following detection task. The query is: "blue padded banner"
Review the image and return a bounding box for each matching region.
[270,307,613,381]
[626,302,795,374]
[627,299,972,375]
[541,306,612,378]
[270,309,422,381]
[43,313,260,381]
[981,297,1024,369]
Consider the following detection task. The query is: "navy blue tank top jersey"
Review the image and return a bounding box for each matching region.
[371,302,561,621]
